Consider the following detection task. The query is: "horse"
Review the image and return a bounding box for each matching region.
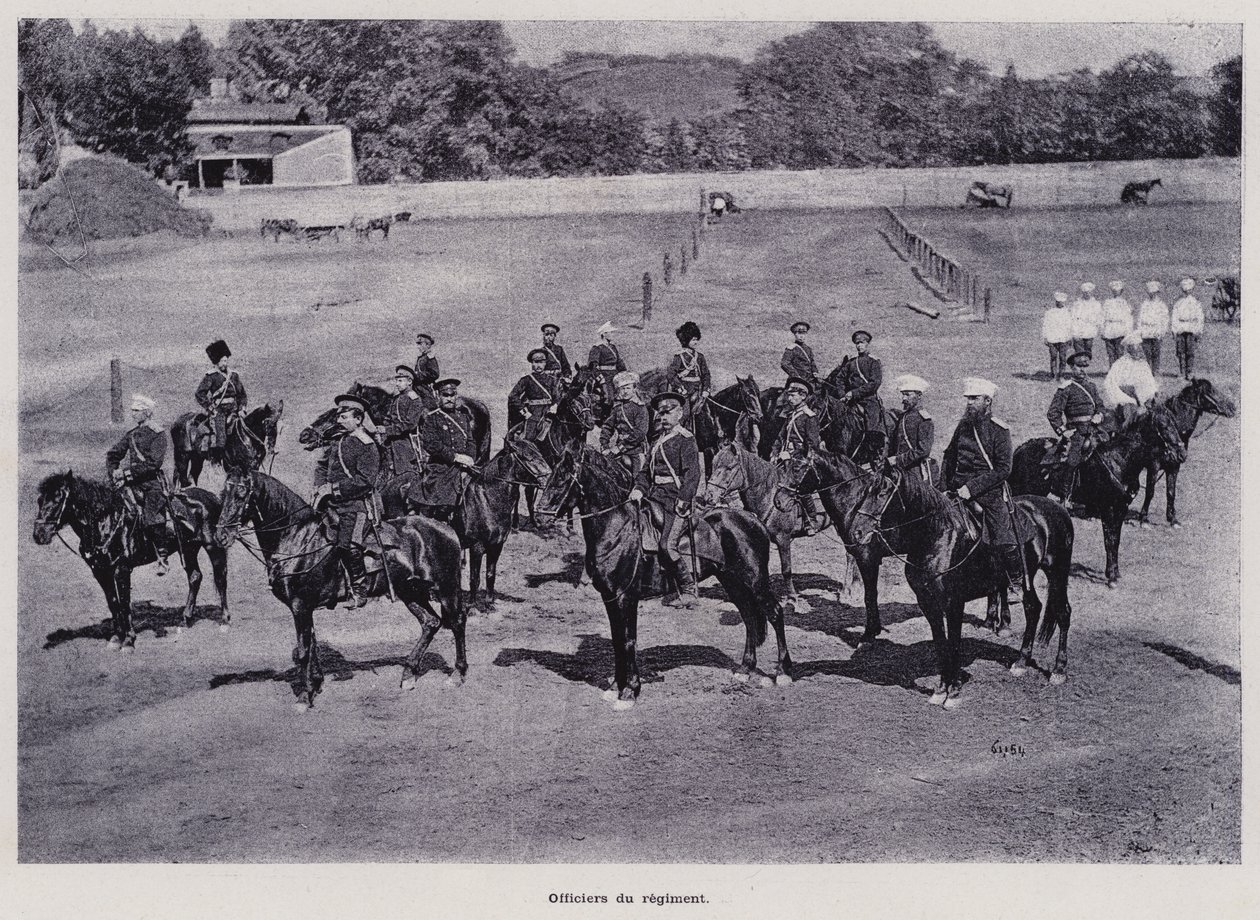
[1009,405,1187,587]
[535,445,793,709]
[1138,379,1236,528]
[516,367,600,529]
[260,218,299,242]
[379,441,550,613]
[214,470,464,709]
[1121,178,1161,205]
[32,471,230,648]
[635,367,748,472]
[351,214,393,241]
[706,375,763,451]
[171,401,283,487]
[757,373,888,467]
[964,181,1013,208]
[846,469,1076,708]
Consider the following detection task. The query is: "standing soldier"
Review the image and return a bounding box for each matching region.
[1042,292,1074,380]
[836,330,885,454]
[1137,280,1169,375]
[1046,351,1105,502]
[887,375,935,483]
[508,349,560,442]
[1100,280,1135,367]
[780,321,818,390]
[195,339,247,454]
[629,392,701,608]
[539,323,572,387]
[379,365,427,476]
[599,371,649,477]
[772,376,826,534]
[1069,282,1103,360]
[941,378,1024,609]
[1171,277,1205,380]
[413,379,478,520]
[667,321,711,433]
[588,322,626,405]
[413,333,440,405]
[311,394,380,608]
[106,394,172,575]
[1103,333,1160,426]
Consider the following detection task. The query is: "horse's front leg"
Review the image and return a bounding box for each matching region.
[778,537,797,601]
[466,546,483,612]
[1101,505,1124,587]
[942,596,966,710]
[399,592,444,691]
[180,543,202,629]
[208,545,230,628]
[1138,462,1158,526]
[1165,466,1181,528]
[602,596,640,710]
[483,542,504,613]
[852,546,884,644]
[289,601,320,709]
[90,564,122,648]
[113,567,136,651]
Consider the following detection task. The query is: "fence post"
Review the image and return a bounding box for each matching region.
[664,252,673,285]
[700,188,707,220]
[680,243,688,277]
[692,228,699,260]
[110,357,123,424]
[642,273,653,323]
[983,287,992,323]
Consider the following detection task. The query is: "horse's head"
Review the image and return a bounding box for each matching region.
[215,471,257,548]
[535,445,582,519]
[736,376,763,421]
[256,399,284,456]
[504,438,553,484]
[703,442,746,508]
[846,471,898,547]
[352,381,394,419]
[33,471,74,545]
[1182,379,1236,419]
[299,405,341,452]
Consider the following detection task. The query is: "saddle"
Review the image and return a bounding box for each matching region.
[638,502,723,564]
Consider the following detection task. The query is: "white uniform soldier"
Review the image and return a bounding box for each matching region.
[1103,332,1160,425]
[1042,291,1073,379]
[1170,277,1206,380]
[1137,280,1170,375]
[1069,281,1103,360]
[1100,280,1134,366]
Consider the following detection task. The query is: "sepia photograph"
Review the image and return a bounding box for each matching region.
[8,5,1252,915]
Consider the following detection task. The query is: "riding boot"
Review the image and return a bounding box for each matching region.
[147,525,170,576]
[662,556,697,609]
[342,548,370,609]
[804,493,827,535]
[1000,544,1025,607]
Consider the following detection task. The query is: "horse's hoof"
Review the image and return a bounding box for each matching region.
[996,626,1012,639]
[602,688,619,701]
[1139,522,1152,530]
[293,701,312,714]
[218,623,230,633]
[107,637,122,650]
[1049,672,1067,686]
[400,675,418,692]
[929,688,948,705]
[1171,522,1183,530]
[775,674,793,687]
[444,673,464,688]
[1009,663,1027,677]
[613,698,636,712]
[758,675,774,689]
[120,643,135,655]
[732,671,749,684]
[943,694,963,711]
[1107,580,1119,590]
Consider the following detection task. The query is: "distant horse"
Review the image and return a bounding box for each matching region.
[171,402,283,487]
[536,445,793,709]
[215,470,464,709]
[351,214,394,241]
[33,471,229,648]
[393,211,414,223]
[1138,378,1236,527]
[1121,178,1161,205]
[964,181,1013,208]
[847,470,1076,707]
[1010,406,1186,587]
[260,218,299,242]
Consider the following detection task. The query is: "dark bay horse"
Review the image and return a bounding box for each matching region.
[847,470,1075,708]
[536,445,793,709]
[1121,178,1161,204]
[33,471,229,648]
[636,369,761,471]
[758,373,889,468]
[516,367,600,529]
[171,402,283,487]
[1138,379,1236,528]
[1010,406,1186,587]
[215,470,464,708]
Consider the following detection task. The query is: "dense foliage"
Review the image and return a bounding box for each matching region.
[18,19,1242,185]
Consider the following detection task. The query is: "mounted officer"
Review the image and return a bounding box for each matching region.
[835,330,885,454]
[780,321,818,390]
[588,321,626,405]
[413,333,440,406]
[311,394,380,608]
[629,392,701,609]
[773,376,826,535]
[106,394,172,575]
[195,339,246,453]
[508,349,560,442]
[599,371,649,477]
[1046,350,1104,502]
[667,321,711,433]
[539,323,572,386]
[887,374,935,483]
[413,378,478,520]
[941,378,1024,609]
[379,365,427,476]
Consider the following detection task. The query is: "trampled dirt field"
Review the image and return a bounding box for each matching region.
[17,201,1241,863]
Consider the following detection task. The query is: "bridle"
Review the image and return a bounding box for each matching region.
[537,449,632,521]
[850,471,984,574]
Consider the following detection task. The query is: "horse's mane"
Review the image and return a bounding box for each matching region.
[580,445,633,498]
[895,468,967,527]
[40,470,121,515]
[253,471,320,527]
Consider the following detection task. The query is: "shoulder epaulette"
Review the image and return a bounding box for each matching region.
[918,411,931,421]
[677,427,694,439]
[991,417,1009,430]
[144,420,165,432]
[800,407,816,417]
[406,391,419,400]
[351,429,374,444]
[425,408,444,417]
[1057,379,1071,389]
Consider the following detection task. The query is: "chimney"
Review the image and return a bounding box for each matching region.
[210,78,229,100]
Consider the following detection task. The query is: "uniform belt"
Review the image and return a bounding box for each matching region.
[598,364,618,371]
[653,475,676,484]
[1067,415,1093,424]
[525,398,551,406]
[678,374,700,381]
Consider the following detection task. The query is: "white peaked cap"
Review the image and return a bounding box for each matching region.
[1109,280,1125,292]
[1146,280,1162,293]
[1080,282,1096,294]
[596,321,617,336]
[612,371,639,387]
[1180,277,1196,291]
[961,377,997,398]
[895,374,929,393]
[130,394,156,411]
[1053,292,1069,304]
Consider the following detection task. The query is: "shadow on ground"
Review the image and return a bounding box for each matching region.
[44,602,227,649]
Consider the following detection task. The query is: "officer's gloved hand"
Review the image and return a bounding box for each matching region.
[675,501,691,516]
[454,453,474,467]
[1091,413,1104,424]
[312,484,332,508]
[111,469,127,486]
[778,451,791,461]
[628,488,644,503]
[956,485,971,501]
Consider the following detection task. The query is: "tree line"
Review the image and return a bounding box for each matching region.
[19,19,1242,188]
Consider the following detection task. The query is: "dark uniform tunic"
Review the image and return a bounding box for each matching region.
[941,414,1016,546]
[106,420,168,527]
[413,354,441,404]
[772,405,821,483]
[317,428,380,549]
[1047,376,1104,469]
[889,408,935,481]
[194,369,247,448]
[415,405,477,507]
[541,343,571,385]
[599,398,649,475]
[667,347,711,432]
[780,342,818,386]
[588,342,626,402]
[634,425,701,563]
[507,372,559,441]
[379,387,427,475]
[836,353,884,426]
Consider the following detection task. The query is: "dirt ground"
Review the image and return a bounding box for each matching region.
[17,202,1241,863]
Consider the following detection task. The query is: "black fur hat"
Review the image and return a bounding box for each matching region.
[675,321,701,346]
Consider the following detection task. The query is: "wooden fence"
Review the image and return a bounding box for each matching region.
[882,206,989,320]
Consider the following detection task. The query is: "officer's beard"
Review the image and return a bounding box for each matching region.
[963,403,986,422]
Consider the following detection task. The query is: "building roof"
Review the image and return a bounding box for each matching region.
[188,101,318,125]
[188,125,344,159]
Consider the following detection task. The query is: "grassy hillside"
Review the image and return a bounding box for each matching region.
[556,54,744,123]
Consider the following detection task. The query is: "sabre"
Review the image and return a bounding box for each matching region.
[364,499,397,603]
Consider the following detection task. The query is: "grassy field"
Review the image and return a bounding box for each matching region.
[17,200,1241,865]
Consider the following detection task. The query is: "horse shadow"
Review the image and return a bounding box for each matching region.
[43,602,226,649]
[522,551,587,589]
[1069,561,1109,585]
[208,644,452,695]
[1143,641,1241,686]
[493,633,737,690]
